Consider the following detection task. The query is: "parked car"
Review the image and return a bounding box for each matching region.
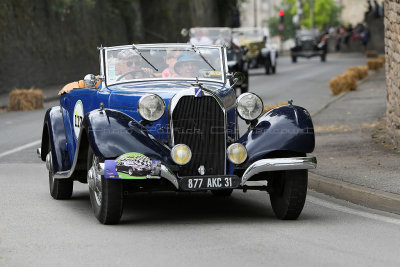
[37,43,316,224]
[290,29,328,63]
[185,27,249,93]
[232,27,278,74]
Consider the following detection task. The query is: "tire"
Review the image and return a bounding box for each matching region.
[88,146,123,224]
[321,54,326,62]
[48,137,73,200]
[211,189,233,197]
[292,56,297,63]
[269,169,308,220]
[271,64,276,74]
[265,58,271,75]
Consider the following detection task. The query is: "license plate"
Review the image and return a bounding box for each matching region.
[180,175,240,191]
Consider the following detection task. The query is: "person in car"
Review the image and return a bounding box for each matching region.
[174,52,202,78]
[162,50,180,78]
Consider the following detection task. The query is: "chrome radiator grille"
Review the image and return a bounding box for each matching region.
[172,96,225,176]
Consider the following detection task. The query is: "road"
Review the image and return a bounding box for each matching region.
[1,54,400,266]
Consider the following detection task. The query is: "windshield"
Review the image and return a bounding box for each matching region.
[104,45,224,85]
[233,28,265,41]
[189,28,232,45]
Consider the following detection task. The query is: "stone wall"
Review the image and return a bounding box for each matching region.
[0,0,237,94]
[384,0,400,147]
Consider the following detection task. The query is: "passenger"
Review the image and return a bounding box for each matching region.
[162,50,180,78]
[189,29,213,45]
[174,52,202,78]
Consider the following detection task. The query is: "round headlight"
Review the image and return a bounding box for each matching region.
[171,144,192,165]
[227,143,247,164]
[236,93,263,121]
[137,94,166,122]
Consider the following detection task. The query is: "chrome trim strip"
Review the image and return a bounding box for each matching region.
[37,148,41,158]
[241,157,317,185]
[161,165,179,189]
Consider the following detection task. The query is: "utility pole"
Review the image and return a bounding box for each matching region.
[310,0,315,29]
[254,0,257,27]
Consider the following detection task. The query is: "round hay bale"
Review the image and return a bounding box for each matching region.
[8,88,44,111]
[329,75,345,96]
[367,59,382,70]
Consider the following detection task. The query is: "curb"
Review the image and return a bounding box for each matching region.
[309,172,400,215]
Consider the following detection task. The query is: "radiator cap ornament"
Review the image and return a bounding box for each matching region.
[198,165,206,175]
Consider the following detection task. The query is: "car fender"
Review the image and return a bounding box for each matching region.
[82,108,173,165]
[40,106,71,173]
[237,105,315,165]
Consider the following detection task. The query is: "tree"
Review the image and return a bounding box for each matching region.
[286,0,342,29]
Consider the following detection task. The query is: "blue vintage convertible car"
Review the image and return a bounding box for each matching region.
[38,43,316,224]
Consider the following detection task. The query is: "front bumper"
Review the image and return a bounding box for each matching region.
[96,157,317,190]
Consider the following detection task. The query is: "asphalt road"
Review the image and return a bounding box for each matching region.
[1,54,400,266]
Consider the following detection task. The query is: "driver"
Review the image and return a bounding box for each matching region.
[174,52,202,78]
[116,49,153,80]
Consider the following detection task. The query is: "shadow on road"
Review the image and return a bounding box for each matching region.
[64,189,321,225]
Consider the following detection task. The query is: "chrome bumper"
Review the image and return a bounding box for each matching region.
[241,157,317,185]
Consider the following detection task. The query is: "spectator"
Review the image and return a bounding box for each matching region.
[361,28,371,52]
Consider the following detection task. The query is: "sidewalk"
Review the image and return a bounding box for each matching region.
[0,84,61,109]
[309,69,400,214]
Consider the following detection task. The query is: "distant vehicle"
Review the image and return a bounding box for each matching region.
[186,27,250,93]
[38,43,316,224]
[290,29,327,63]
[232,27,278,75]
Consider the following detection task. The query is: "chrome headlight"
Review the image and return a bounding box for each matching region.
[171,144,192,165]
[227,143,247,164]
[137,94,166,122]
[236,93,263,121]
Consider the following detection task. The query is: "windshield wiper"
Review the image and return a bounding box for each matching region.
[131,44,158,71]
[191,45,215,71]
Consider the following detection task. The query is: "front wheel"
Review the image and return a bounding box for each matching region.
[47,136,73,200]
[269,169,308,220]
[88,147,123,224]
[265,57,271,75]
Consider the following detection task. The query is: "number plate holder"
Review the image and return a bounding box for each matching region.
[179,175,240,191]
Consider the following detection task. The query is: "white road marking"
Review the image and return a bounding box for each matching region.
[0,139,41,158]
[307,195,400,226]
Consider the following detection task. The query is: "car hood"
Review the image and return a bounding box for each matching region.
[107,81,236,110]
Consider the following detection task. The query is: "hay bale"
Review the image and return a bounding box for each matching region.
[347,66,369,80]
[342,71,358,91]
[367,59,383,70]
[379,54,386,63]
[263,102,288,114]
[365,50,378,58]
[329,72,358,95]
[358,65,369,79]
[8,88,44,111]
[329,75,345,95]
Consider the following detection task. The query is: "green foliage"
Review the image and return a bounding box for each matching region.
[285,0,342,29]
[267,11,296,41]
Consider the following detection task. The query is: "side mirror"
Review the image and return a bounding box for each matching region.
[241,46,249,55]
[84,74,97,88]
[181,28,188,37]
[231,72,245,87]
